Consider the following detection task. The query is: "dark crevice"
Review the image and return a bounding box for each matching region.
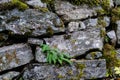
[0,64,27,75]
[8,35,28,43]
[29,45,36,62]
[57,14,109,24]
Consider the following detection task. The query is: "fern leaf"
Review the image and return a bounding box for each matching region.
[61,57,72,65]
[63,53,71,58]
[48,53,52,64]
[58,58,62,65]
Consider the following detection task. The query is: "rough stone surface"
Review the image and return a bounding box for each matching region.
[116,49,120,59]
[107,30,117,45]
[67,17,110,32]
[116,20,120,44]
[83,18,98,28]
[0,9,65,36]
[35,46,47,62]
[28,38,43,45]
[114,0,120,6]
[110,0,114,7]
[44,28,103,57]
[22,59,106,80]
[76,59,106,79]
[0,43,33,72]
[26,0,47,8]
[104,16,110,27]
[0,71,20,80]
[68,22,80,32]
[0,0,10,3]
[68,21,87,32]
[85,51,103,60]
[54,0,98,21]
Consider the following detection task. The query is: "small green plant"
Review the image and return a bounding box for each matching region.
[18,77,24,80]
[40,44,72,65]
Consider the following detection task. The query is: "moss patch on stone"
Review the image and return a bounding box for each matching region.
[75,63,85,79]
[111,7,120,22]
[0,0,28,11]
[103,43,120,77]
[11,0,29,11]
[68,0,110,9]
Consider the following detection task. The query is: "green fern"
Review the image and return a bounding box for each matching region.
[40,44,72,65]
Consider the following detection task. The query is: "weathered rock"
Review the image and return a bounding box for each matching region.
[0,9,65,36]
[68,21,87,32]
[104,16,110,27]
[44,28,103,57]
[83,18,98,28]
[0,0,10,3]
[85,51,103,60]
[76,59,106,79]
[107,30,116,46]
[22,59,106,79]
[68,22,80,32]
[26,0,47,8]
[0,71,20,80]
[67,17,110,32]
[35,46,46,62]
[114,0,120,6]
[0,43,33,72]
[110,0,114,7]
[116,49,120,59]
[116,20,120,44]
[28,38,43,45]
[54,0,98,22]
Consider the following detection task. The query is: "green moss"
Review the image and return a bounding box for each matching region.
[37,7,49,12]
[75,63,85,79]
[11,0,29,11]
[68,70,73,75]
[96,9,108,15]
[0,0,28,11]
[41,0,54,4]
[103,43,120,77]
[111,7,120,23]
[68,0,110,9]
[46,26,54,36]
[57,74,65,78]
[100,28,106,38]
[98,20,107,28]
[90,52,97,59]
[0,2,15,11]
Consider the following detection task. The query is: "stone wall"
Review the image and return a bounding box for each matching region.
[0,0,120,79]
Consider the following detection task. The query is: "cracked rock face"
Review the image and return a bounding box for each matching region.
[0,43,33,72]
[22,59,106,80]
[54,0,113,22]
[44,28,103,57]
[0,9,65,36]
